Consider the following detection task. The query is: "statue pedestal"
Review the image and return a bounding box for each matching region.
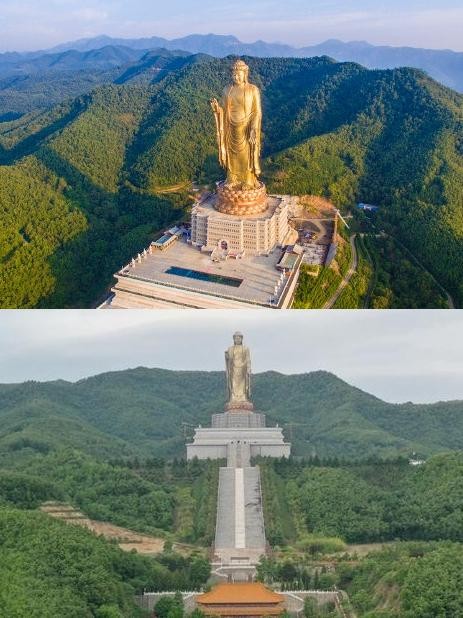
[186,425,290,460]
[225,401,254,412]
[216,181,267,216]
[212,411,265,428]
[187,409,290,460]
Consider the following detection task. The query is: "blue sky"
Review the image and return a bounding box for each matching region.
[1,310,463,404]
[1,0,462,52]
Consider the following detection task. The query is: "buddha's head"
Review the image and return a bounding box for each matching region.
[233,331,244,345]
[232,60,249,85]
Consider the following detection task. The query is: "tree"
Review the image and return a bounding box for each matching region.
[304,597,318,618]
[280,561,298,583]
[189,557,211,590]
[155,597,177,618]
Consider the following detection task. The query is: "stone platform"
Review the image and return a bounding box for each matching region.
[186,427,290,460]
[187,409,290,460]
[101,192,302,310]
[105,238,301,309]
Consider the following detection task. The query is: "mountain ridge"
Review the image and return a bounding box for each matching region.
[2,33,460,92]
[0,367,462,461]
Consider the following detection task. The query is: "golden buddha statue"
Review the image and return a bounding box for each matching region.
[211,60,267,215]
[225,331,253,411]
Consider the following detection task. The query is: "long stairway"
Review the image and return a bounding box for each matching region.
[214,442,266,565]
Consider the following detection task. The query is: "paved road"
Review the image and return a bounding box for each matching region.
[323,234,358,309]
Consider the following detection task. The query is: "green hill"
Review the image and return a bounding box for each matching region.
[343,542,463,618]
[260,453,463,544]
[1,368,462,462]
[0,506,210,617]
[1,55,462,307]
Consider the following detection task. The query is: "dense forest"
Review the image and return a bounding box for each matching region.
[1,54,462,307]
[343,542,463,617]
[0,452,219,544]
[259,454,463,545]
[0,366,462,615]
[1,367,463,462]
[0,507,210,617]
[258,455,463,616]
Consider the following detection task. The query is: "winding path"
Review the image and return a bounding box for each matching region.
[323,231,455,310]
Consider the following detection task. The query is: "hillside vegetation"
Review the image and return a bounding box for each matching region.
[0,55,462,307]
[0,368,462,463]
[0,506,210,617]
[0,365,462,614]
[260,454,463,545]
[0,451,219,544]
[343,542,463,617]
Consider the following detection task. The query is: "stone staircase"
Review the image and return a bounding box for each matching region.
[214,444,266,564]
[243,466,266,550]
[215,467,236,550]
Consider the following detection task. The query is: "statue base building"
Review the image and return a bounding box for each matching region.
[103,191,302,310]
[186,408,290,460]
[191,191,289,256]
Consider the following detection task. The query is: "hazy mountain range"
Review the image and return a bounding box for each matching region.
[1,33,462,92]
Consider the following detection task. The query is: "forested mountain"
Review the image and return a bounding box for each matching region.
[0,506,211,616]
[261,454,463,545]
[0,46,146,75]
[0,367,462,462]
[0,48,193,115]
[1,55,462,308]
[1,366,462,614]
[30,33,463,92]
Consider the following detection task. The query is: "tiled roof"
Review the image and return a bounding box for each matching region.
[197,582,284,604]
[201,606,283,616]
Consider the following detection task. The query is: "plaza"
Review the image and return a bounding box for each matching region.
[105,231,302,309]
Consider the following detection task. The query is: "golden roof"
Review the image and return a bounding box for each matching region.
[197,582,284,605]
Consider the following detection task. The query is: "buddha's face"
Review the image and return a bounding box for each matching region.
[232,68,246,85]
[233,334,243,345]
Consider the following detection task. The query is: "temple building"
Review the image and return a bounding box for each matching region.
[196,582,285,617]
